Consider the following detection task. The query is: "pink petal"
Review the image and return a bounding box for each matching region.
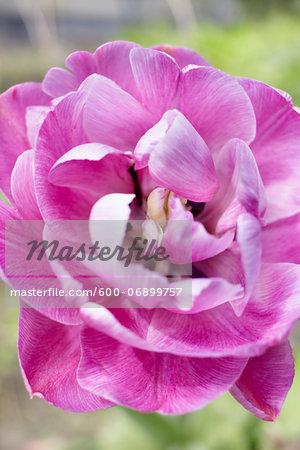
[130,48,180,119]
[153,45,210,69]
[0,201,21,280]
[0,82,50,200]
[136,110,218,202]
[78,324,247,413]
[180,67,256,151]
[11,150,42,219]
[35,90,92,220]
[230,341,294,421]
[198,213,261,316]
[81,74,154,151]
[262,212,300,264]
[144,263,300,358]
[238,77,300,222]
[26,106,50,148]
[94,40,142,99]
[162,197,234,264]
[168,277,244,314]
[202,138,266,232]
[48,143,134,200]
[65,50,97,81]
[18,305,113,412]
[42,67,78,98]
[231,213,262,316]
[47,41,142,99]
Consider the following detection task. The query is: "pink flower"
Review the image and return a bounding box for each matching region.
[1,41,300,419]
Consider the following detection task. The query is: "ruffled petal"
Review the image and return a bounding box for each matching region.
[48,143,134,200]
[230,341,294,421]
[161,197,233,264]
[262,213,300,264]
[238,77,300,222]
[78,323,247,413]
[35,90,92,220]
[26,106,50,148]
[80,74,154,151]
[11,150,42,219]
[42,67,78,98]
[94,40,142,99]
[143,263,300,358]
[18,305,113,412]
[43,41,142,100]
[135,110,218,202]
[180,67,256,151]
[130,48,180,119]
[0,82,50,200]
[153,45,210,69]
[202,138,266,233]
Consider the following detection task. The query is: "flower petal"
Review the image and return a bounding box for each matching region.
[238,78,300,222]
[202,138,266,233]
[42,67,78,98]
[145,263,300,358]
[11,150,42,219]
[26,106,50,148]
[78,324,247,414]
[180,67,256,151]
[130,48,180,119]
[230,341,294,421]
[81,74,154,151]
[153,45,210,69]
[162,197,234,264]
[136,110,218,202]
[35,90,92,220]
[48,143,134,200]
[94,40,142,99]
[18,305,113,412]
[262,213,300,264]
[0,82,50,200]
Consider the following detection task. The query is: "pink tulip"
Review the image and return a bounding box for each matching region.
[1,41,300,419]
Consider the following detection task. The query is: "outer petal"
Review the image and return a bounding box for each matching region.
[81,74,154,151]
[48,143,134,200]
[35,90,92,220]
[230,341,294,421]
[202,138,266,232]
[153,45,210,69]
[78,324,247,414]
[180,67,256,151]
[18,305,113,412]
[42,67,78,98]
[66,41,142,99]
[0,82,50,200]
[11,150,42,219]
[135,110,218,202]
[262,213,300,264]
[238,78,300,222]
[144,263,300,358]
[130,48,180,119]
[94,41,142,99]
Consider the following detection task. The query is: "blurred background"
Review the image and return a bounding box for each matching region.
[0,0,300,449]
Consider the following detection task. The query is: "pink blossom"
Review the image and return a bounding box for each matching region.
[1,41,300,419]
